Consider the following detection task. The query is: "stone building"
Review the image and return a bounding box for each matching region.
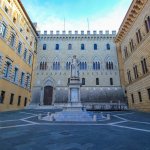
[116,0,150,111]
[0,0,37,111]
[31,30,126,109]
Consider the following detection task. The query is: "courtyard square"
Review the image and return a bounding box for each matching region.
[0,110,150,150]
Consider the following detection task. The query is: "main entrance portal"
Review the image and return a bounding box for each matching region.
[43,86,53,105]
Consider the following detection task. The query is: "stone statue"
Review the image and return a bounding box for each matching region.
[71,55,80,78]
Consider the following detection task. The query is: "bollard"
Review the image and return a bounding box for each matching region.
[47,112,51,116]
[93,115,97,122]
[107,114,110,120]
[38,114,42,120]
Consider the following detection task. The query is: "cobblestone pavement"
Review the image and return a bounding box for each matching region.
[0,109,150,150]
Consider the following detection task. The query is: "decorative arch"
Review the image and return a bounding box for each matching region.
[53,57,60,70]
[40,56,48,70]
[105,56,114,70]
[79,56,87,70]
[66,57,72,70]
[93,56,101,70]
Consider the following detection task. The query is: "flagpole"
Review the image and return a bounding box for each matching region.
[87,18,89,30]
[64,18,66,31]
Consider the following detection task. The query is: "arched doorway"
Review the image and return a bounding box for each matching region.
[43,86,53,105]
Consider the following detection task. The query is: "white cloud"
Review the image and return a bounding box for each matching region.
[36,0,132,34]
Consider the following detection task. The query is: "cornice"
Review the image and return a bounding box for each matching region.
[115,0,148,43]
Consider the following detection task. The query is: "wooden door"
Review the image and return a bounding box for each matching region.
[44,86,53,105]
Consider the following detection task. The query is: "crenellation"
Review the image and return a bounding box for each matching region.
[38,30,116,36]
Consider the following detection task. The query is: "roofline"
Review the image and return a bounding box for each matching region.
[18,0,38,36]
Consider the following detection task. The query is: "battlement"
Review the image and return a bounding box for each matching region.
[37,30,117,36]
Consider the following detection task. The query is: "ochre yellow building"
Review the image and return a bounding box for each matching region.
[116,0,150,111]
[0,0,37,111]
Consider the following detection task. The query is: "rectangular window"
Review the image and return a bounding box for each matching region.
[43,44,46,50]
[68,78,70,84]
[131,94,134,104]
[20,72,25,86]
[24,49,27,60]
[138,29,142,42]
[10,93,14,105]
[13,67,18,83]
[4,62,11,78]
[5,6,8,13]
[141,59,148,74]
[106,44,110,50]
[94,44,97,50]
[147,88,150,100]
[127,71,132,83]
[68,44,72,50]
[17,96,21,106]
[133,65,138,79]
[0,23,6,38]
[129,39,134,52]
[110,78,113,85]
[28,54,32,65]
[0,91,5,104]
[82,78,85,85]
[138,92,142,102]
[124,47,128,58]
[17,42,22,54]
[24,97,27,106]
[96,78,99,85]
[81,44,85,50]
[10,34,15,47]
[55,44,59,50]
[0,55,2,69]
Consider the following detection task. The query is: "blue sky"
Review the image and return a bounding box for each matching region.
[21,0,132,33]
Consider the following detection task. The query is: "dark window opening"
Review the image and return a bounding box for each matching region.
[10,93,14,105]
[0,91,5,104]
[138,92,142,102]
[18,96,21,106]
[96,78,99,85]
[82,78,85,85]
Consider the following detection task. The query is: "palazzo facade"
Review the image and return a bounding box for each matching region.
[116,0,150,111]
[31,30,126,109]
[0,0,37,111]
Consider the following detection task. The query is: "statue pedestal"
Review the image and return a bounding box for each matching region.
[67,77,82,110]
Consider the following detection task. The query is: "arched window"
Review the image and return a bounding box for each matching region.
[68,44,72,50]
[53,57,60,70]
[40,57,47,70]
[66,62,71,70]
[105,56,114,70]
[106,43,110,50]
[80,62,87,70]
[66,57,72,70]
[93,57,101,70]
[40,62,42,70]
